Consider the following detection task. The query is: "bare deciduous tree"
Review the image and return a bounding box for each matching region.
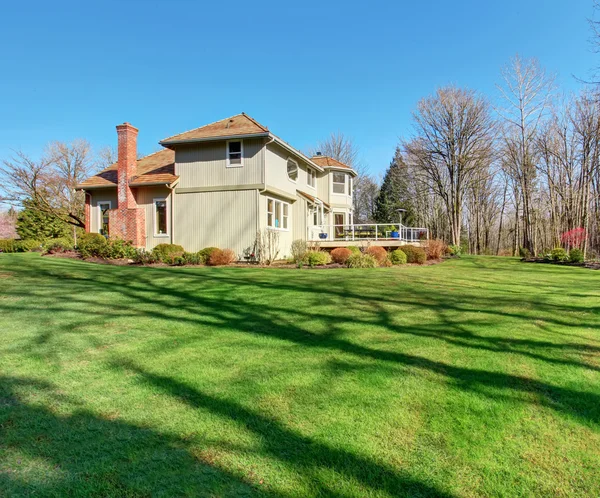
[404,86,496,246]
[0,140,96,229]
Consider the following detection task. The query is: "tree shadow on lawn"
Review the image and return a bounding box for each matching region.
[3,258,600,429]
[0,376,275,497]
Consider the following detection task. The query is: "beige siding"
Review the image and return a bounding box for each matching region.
[292,196,309,242]
[174,189,259,257]
[136,187,173,250]
[175,139,264,189]
[258,192,294,259]
[89,190,117,233]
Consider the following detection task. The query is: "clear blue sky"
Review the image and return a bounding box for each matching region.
[0,0,596,177]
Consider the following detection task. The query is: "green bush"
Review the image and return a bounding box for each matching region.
[103,239,137,259]
[0,239,43,253]
[448,244,462,257]
[347,246,361,255]
[390,249,407,265]
[305,250,332,267]
[132,249,160,265]
[152,243,185,264]
[519,247,531,258]
[181,252,203,265]
[45,237,75,254]
[346,253,378,268]
[198,247,219,264]
[569,248,584,263]
[77,233,107,258]
[401,245,427,264]
[550,247,568,262]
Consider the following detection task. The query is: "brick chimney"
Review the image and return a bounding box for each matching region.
[116,122,139,209]
[108,122,146,247]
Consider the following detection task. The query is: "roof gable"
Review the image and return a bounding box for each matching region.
[76,149,176,189]
[160,113,269,144]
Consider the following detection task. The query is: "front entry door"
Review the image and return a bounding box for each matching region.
[334,213,345,239]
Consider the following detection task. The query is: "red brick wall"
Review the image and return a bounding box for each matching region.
[84,194,91,233]
[108,122,146,248]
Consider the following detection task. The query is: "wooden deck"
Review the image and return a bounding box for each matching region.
[314,239,424,249]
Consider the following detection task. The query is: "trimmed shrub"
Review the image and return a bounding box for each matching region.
[550,247,568,262]
[401,245,427,264]
[198,247,219,264]
[208,248,237,266]
[569,248,584,263]
[347,246,361,255]
[291,239,308,264]
[182,252,203,265]
[103,239,137,259]
[425,239,447,260]
[152,243,185,264]
[331,247,352,264]
[305,250,332,267]
[366,246,389,266]
[390,249,407,265]
[77,233,107,258]
[132,249,160,265]
[0,239,17,253]
[346,253,378,268]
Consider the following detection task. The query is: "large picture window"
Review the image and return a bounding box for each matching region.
[267,197,289,230]
[332,172,346,194]
[154,198,168,236]
[227,140,243,167]
[98,202,111,236]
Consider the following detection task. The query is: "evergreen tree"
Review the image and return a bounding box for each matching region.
[16,200,71,240]
[374,154,416,225]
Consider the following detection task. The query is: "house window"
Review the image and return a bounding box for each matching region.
[287,158,298,182]
[348,176,353,196]
[227,140,243,167]
[307,168,316,188]
[313,207,322,225]
[267,197,289,230]
[98,201,111,236]
[154,198,168,236]
[333,172,346,194]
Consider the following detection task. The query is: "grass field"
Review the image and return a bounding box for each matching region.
[0,254,599,497]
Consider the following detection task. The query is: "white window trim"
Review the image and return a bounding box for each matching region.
[153,197,170,238]
[307,167,317,190]
[286,157,298,183]
[331,171,347,195]
[226,140,244,168]
[97,201,111,234]
[266,196,290,231]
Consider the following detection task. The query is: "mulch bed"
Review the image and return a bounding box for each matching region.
[523,257,600,270]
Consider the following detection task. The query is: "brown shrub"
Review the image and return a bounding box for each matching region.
[425,239,447,260]
[402,245,427,264]
[208,248,237,266]
[331,247,352,264]
[366,246,389,265]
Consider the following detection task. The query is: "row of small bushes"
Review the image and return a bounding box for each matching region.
[289,240,433,269]
[0,239,43,253]
[545,247,584,264]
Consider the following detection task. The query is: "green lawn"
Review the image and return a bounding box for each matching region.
[0,254,599,497]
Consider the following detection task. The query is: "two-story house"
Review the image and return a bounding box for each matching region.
[77,114,356,259]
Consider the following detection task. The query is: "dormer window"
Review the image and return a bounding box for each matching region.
[227,140,243,167]
[287,158,298,182]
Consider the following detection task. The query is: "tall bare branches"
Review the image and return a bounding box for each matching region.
[403,86,496,245]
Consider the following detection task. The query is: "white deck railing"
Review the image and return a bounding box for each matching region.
[308,224,428,242]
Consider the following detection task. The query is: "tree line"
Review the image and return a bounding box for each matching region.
[340,56,600,257]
